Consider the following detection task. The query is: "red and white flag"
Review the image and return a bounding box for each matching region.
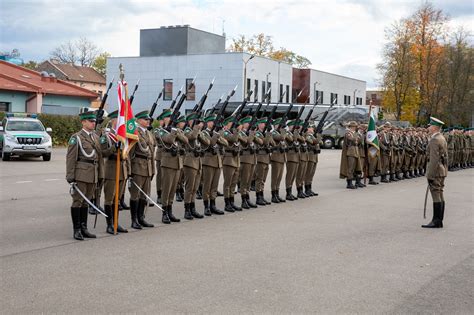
[117,80,138,157]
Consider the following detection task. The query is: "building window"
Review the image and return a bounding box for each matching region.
[315,90,323,104]
[262,81,266,102]
[186,78,195,101]
[286,85,289,103]
[164,79,173,100]
[279,84,284,102]
[246,78,251,97]
[0,102,10,112]
[356,97,363,105]
[344,95,351,105]
[330,93,338,104]
[254,80,259,102]
[267,82,272,101]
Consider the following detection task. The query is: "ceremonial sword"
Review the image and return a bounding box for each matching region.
[70,183,108,217]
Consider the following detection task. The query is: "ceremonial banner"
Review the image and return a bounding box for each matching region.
[117,80,138,157]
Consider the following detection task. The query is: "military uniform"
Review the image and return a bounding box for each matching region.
[295,123,310,197]
[128,111,156,229]
[379,124,392,183]
[303,125,321,195]
[339,121,361,189]
[66,111,102,240]
[270,118,288,203]
[238,116,259,209]
[254,117,275,206]
[285,120,299,200]
[422,117,448,229]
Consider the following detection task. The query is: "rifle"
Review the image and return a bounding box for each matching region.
[211,85,237,132]
[147,87,164,130]
[301,96,321,133]
[264,90,287,131]
[170,86,183,109]
[249,88,271,130]
[128,79,140,105]
[229,89,253,130]
[168,79,196,129]
[315,97,337,134]
[94,76,114,130]
[191,78,215,128]
[277,89,304,130]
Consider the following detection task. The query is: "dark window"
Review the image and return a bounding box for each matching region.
[0,102,10,112]
[186,78,195,101]
[279,84,284,102]
[315,90,323,104]
[254,80,259,102]
[330,93,338,104]
[267,82,272,101]
[164,79,173,100]
[344,95,351,105]
[262,81,266,102]
[371,93,377,100]
[246,78,251,96]
[286,85,289,103]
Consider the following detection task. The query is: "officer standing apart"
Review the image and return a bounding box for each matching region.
[422,117,448,229]
[66,110,101,241]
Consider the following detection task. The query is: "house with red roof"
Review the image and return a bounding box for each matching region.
[0,60,98,115]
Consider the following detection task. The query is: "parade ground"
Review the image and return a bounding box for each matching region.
[1,148,473,314]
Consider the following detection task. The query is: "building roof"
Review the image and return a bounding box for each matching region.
[43,60,105,84]
[0,60,98,99]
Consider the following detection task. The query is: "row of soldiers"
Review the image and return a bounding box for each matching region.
[339,121,473,189]
[66,108,323,240]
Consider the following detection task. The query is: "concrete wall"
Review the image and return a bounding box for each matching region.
[0,91,28,112]
[106,53,293,113]
[309,69,366,105]
[42,95,92,115]
[187,28,225,55]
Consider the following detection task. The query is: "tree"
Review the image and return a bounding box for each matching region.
[228,33,311,68]
[50,37,99,66]
[22,60,38,70]
[92,52,111,76]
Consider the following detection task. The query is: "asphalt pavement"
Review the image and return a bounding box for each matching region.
[0,148,473,313]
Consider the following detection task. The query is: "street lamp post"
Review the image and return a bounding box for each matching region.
[243,54,255,98]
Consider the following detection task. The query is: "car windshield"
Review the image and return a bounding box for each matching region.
[6,120,44,131]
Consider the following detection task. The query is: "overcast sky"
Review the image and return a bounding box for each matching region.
[1,0,472,88]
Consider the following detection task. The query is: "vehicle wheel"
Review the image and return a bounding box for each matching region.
[42,153,51,161]
[2,152,11,161]
[322,137,335,149]
[337,138,344,149]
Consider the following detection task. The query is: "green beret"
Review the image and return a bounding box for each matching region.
[223,116,236,125]
[79,111,96,121]
[287,120,296,126]
[429,116,444,127]
[108,110,118,119]
[158,109,172,120]
[176,115,186,123]
[238,115,252,125]
[272,118,282,125]
[186,112,198,121]
[204,114,217,122]
[135,110,151,120]
[257,117,267,124]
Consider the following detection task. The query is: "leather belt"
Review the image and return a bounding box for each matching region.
[135,154,150,160]
[78,159,97,164]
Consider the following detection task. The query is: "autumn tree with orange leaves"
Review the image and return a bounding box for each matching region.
[379,2,473,126]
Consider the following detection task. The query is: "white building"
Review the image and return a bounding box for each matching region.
[106,25,366,114]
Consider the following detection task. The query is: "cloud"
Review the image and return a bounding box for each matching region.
[0,0,472,88]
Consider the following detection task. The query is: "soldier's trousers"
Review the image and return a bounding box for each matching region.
[255,162,269,193]
[161,167,180,207]
[296,160,308,187]
[346,157,357,180]
[155,159,162,193]
[304,161,317,185]
[202,165,220,201]
[271,161,285,191]
[104,178,126,206]
[381,154,390,175]
[183,166,201,204]
[71,181,96,208]
[359,156,366,176]
[239,162,255,195]
[285,161,298,188]
[367,156,378,177]
[129,174,151,201]
[429,177,445,203]
[403,155,412,171]
[223,165,239,198]
[448,151,454,167]
[395,153,403,172]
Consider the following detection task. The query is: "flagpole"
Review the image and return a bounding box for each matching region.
[364,101,373,185]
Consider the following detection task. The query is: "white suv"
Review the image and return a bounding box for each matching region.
[0,113,53,161]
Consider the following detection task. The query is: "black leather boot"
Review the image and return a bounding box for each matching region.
[161,205,171,224]
[390,173,398,182]
[241,194,250,209]
[196,186,203,200]
[105,205,114,235]
[210,199,224,215]
[440,201,445,227]
[277,191,286,202]
[184,203,193,220]
[157,191,162,204]
[137,199,154,227]
[409,170,415,178]
[246,194,257,208]
[168,205,181,222]
[271,191,280,203]
[368,176,378,185]
[381,175,389,183]
[262,192,271,205]
[224,198,235,212]
[176,189,183,202]
[355,177,366,188]
[422,202,443,228]
[346,179,357,189]
[190,202,203,219]
[80,207,96,238]
[71,207,83,240]
[230,196,242,211]
[130,199,142,229]
[396,173,403,180]
[297,186,307,198]
[114,205,128,233]
[203,200,211,216]
[120,196,130,210]
[304,185,313,197]
[256,192,266,206]
[250,180,256,191]
[286,187,296,201]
